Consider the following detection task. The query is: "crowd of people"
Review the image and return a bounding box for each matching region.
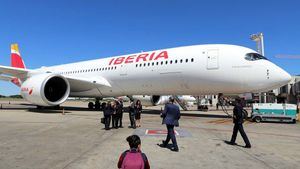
[99,97,250,168]
[102,98,143,130]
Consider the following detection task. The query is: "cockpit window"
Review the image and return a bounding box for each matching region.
[245,53,268,61]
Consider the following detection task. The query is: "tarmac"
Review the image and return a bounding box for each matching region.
[0,100,300,169]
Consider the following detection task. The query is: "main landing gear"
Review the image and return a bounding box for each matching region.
[88,98,101,110]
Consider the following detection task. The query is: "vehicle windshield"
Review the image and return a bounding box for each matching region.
[245,53,268,61]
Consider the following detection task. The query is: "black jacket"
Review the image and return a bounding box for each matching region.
[233,104,244,124]
[103,106,113,116]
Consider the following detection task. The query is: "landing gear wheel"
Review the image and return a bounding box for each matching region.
[253,116,262,123]
[95,101,101,110]
[88,102,94,109]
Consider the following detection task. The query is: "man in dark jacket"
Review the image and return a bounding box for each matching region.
[116,98,124,128]
[103,102,113,130]
[160,97,180,152]
[128,99,136,129]
[228,98,251,148]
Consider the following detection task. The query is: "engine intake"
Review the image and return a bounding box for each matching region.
[21,74,70,106]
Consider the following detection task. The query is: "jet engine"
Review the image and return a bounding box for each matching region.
[131,95,169,106]
[20,74,70,106]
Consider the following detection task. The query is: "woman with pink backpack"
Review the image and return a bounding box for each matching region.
[117,135,150,169]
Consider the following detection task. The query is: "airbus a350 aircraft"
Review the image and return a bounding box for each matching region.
[0,44,291,107]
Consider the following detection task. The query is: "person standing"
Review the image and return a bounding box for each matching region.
[128,99,136,129]
[227,98,251,148]
[117,98,124,128]
[160,97,180,152]
[111,100,118,129]
[103,102,113,130]
[117,135,150,169]
[134,100,142,127]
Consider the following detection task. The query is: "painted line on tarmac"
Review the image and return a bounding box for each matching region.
[180,125,300,139]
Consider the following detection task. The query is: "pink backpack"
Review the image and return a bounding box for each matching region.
[121,150,147,169]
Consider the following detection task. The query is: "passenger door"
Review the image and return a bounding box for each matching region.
[206,49,219,70]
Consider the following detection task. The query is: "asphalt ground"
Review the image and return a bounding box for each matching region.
[0,100,299,169]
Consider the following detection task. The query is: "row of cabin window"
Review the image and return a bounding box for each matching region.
[60,66,117,74]
[135,58,194,67]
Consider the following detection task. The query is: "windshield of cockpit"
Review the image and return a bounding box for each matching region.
[245,53,268,61]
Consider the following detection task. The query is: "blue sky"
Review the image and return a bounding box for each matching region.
[0,0,299,95]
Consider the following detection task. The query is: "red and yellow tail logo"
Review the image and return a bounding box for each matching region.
[11,44,26,69]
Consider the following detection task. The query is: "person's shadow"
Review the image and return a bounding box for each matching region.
[223,140,245,148]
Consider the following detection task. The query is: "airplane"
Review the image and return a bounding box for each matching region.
[0,44,291,108]
[120,95,196,106]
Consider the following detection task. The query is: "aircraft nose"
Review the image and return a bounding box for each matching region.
[275,67,292,86]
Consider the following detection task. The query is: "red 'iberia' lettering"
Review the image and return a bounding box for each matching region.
[108,51,169,65]
[114,57,125,65]
[125,55,135,63]
[136,54,148,62]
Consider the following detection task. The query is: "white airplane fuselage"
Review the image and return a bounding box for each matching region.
[32,44,289,97]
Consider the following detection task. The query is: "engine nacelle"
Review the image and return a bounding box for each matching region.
[131,95,169,106]
[21,74,70,106]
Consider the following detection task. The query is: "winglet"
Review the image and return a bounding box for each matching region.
[11,44,26,69]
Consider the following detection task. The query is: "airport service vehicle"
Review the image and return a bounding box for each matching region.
[0,44,291,107]
[252,103,298,123]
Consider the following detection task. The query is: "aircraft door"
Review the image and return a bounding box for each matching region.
[119,64,127,77]
[206,49,219,70]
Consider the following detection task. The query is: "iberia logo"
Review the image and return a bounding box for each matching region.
[29,89,33,95]
[21,87,33,95]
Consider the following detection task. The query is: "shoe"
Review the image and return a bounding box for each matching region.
[245,145,251,148]
[224,141,237,146]
[159,141,167,148]
[119,126,124,128]
[171,147,179,152]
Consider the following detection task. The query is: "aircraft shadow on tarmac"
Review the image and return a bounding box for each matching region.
[1,103,230,118]
[140,109,231,118]
[0,103,231,118]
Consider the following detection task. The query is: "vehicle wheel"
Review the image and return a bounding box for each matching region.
[253,116,262,123]
[88,102,94,109]
[95,101,101,110]
[242,109,248,119]
[292,119,296,124]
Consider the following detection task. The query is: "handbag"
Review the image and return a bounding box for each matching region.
[101,117,105,124]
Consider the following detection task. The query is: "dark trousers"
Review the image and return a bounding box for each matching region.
[118,113,123,127]
[129,112,136,128]
[104,115,111,130]
[164,125,178,149]
[230,123,251,146]
[112,114,118,128]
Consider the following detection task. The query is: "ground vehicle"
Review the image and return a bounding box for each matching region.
[252,103,298,123]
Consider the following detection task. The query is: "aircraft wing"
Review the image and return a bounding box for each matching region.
[0,75,14,81]
[65,76,112,92]
[0,65,29,80]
